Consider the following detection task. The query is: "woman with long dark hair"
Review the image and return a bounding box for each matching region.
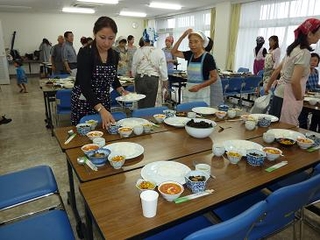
[71,16,127,128]
[265,18,320,125]
[262,35,281,86]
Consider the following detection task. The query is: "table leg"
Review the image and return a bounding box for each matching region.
[67,160,85,239]
[84,203,93,240]
[43,92,50,125]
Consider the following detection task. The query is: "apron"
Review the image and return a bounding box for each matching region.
[71,64,117,125]
[183,53,210,105]
[280,76,308,126]
[262,52,274,86]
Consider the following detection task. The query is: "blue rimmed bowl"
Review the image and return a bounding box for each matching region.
[185,170,209,193]
[246,149,266,167]
[86,148,111,167]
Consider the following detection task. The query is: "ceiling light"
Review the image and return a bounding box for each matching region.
[76,0,118,4]
[149,2,181,10]
[119,11,146,18]
[0,5,32,10]
[62,7,95,14]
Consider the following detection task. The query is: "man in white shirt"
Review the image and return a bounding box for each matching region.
[132,28,168,108]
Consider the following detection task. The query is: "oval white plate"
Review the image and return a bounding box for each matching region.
[164,117,190,127]
[192,107,218,115]
[266,129,305,140]
[304,97,320,103]
[103,142,144,159]
[223,140,263,156]
[117,118,150,128]
[141,161,191,185]
[116,93,146,102]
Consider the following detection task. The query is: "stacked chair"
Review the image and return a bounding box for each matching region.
[0,165,75,240]
[55,89,72,126]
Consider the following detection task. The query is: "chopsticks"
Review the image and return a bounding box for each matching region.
[174,189,214,204]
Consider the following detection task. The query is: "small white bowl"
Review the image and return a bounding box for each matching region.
[309,99,318,106]
[263,147,282,161]
[215,111,227,119]
[153,114,166,123]
[135,179,156,193]
[108,154,126,169]
[81,143,100,154]
[158,181,184,202]
[118,127,133,137]
[226,151,242,164]
[85,120,98,130]
[86,131,103,140]
[296,138,314,149]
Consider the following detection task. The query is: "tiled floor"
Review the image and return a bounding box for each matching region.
[1,77,320,239]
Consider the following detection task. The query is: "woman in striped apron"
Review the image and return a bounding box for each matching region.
[171,29,220,106]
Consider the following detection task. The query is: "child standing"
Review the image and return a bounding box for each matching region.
[14,59,28,93]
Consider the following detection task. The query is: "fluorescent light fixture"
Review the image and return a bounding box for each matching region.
[149,2,181,10]
[76,0,118,4]
[0,5,32,10]
[119,11,146,17]
[62,7,95,14]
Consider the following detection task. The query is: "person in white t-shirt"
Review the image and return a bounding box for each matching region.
[131,28,168,108]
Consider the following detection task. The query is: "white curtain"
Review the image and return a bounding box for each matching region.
[235,0,320,73]
[154,10,211,70]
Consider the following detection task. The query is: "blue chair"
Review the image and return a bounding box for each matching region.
[0,209,75,240]
[0,166,59,224]
[50,73,70,79]
[212,174,320,240]
[79,112,127,123]
[224,77,243,98]
[237,67,250,73]
[145,215,212,240]
[241,76,262,100]
[185,201,267,240]
[55,89,72,126]
[0,166,58,210]
[176,101,208,112]
[131,106,169,118]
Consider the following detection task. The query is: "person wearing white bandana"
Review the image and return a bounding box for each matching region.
[171,29,219,105]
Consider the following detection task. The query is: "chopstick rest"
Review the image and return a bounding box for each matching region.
[174,189,214,204]
[265,161,288,172]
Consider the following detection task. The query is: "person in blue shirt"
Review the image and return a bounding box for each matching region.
[13,59,28,93]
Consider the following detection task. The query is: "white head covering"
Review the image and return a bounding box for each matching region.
[116,36,127,45]
[188,31,209,48]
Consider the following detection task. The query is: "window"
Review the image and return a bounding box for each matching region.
[235,0,320,72]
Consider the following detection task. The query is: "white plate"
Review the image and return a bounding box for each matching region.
[248,114,279,122]
[192,107,218,115]
[223,140,263,156]
[304,97,320,102]
[119,76,134,82]
[164,117,190,127]
[266,129,305,140]
[103,142,144,160]
[117,118,150,128]
[116,93,146,102]
[141,161,191,185]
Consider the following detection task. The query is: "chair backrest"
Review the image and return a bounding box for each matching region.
[249,174,320,239]
[56,89,72,109]
[237,67,250,73]
[110,89,121,108]
[131,106,169,118]
[176,101,208,112]
[225,77,243,93]
[79,112,126,123]
[50,74,70,79]
[185,201,267,240]
[241,76,262,93]
[220,78,229,95]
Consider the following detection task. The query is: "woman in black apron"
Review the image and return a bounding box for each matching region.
[71,16,126,129]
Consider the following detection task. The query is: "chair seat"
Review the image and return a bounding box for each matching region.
[0,210,75,240]
[145,215,212,240]
[0,166,58,209]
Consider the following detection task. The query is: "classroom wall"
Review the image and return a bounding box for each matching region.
[0,12,144,56]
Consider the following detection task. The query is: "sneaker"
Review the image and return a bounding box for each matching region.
[0,115,12,125]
